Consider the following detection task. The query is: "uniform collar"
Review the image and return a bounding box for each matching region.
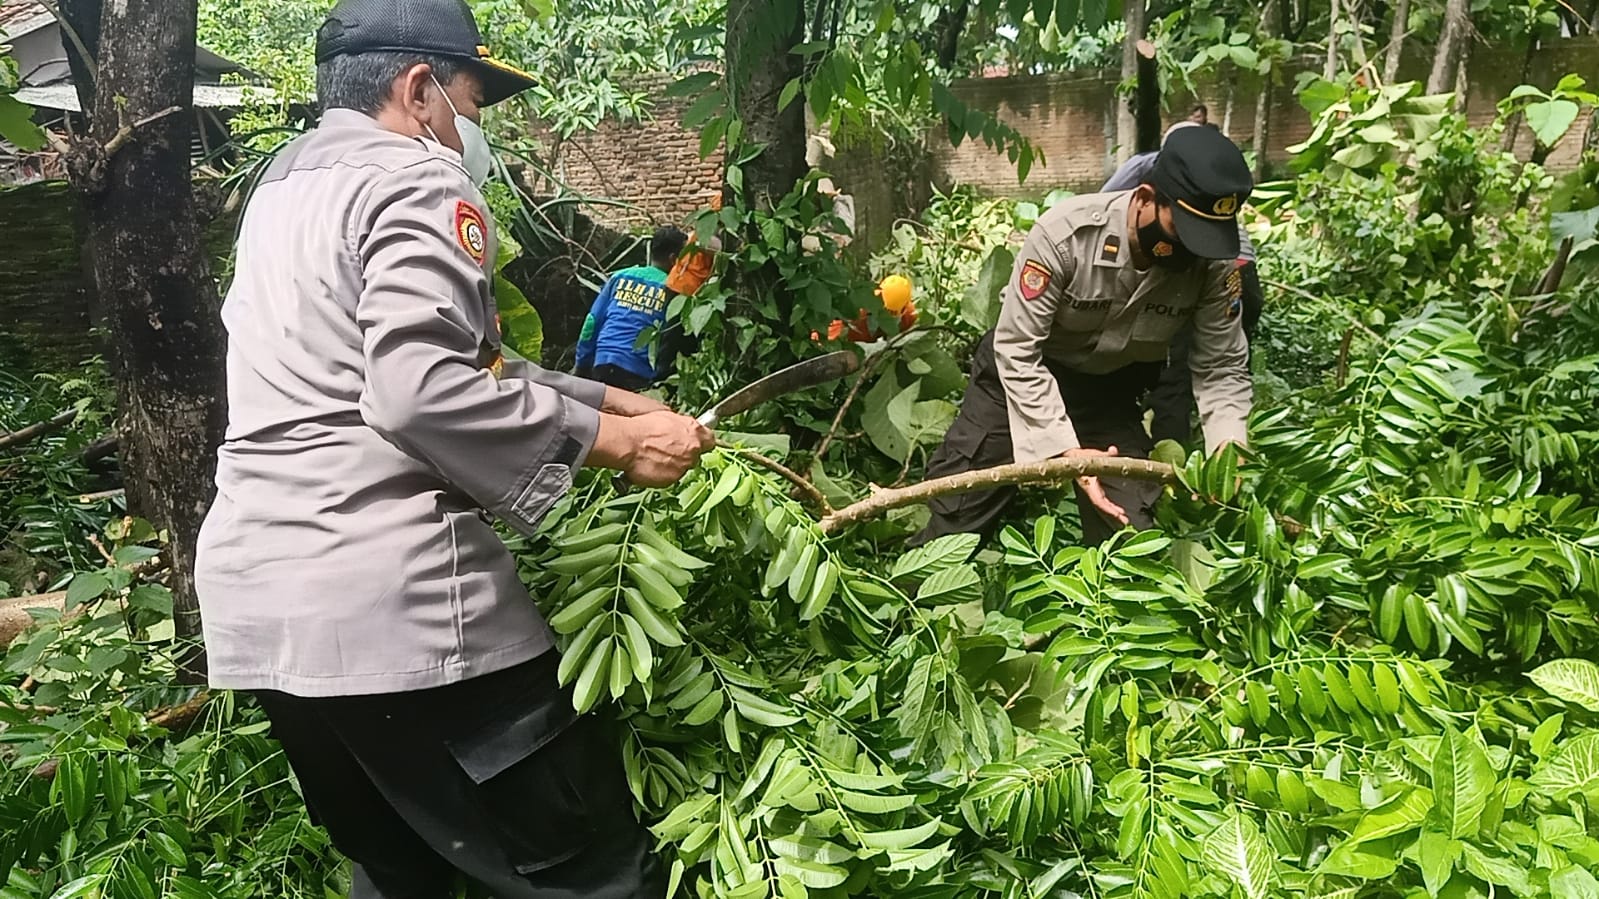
[318,108,387,131]
[318,107,467,166]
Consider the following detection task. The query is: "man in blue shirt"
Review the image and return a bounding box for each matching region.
[574,227,689,390]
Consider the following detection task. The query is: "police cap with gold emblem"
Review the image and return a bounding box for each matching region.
[1151,126,1253,260]
[316,0,537,106]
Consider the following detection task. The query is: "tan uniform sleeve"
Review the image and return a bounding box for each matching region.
[993,225,1080,461]
[354,161,601,536]
[499,356,607,409]
[1189,261,1253,453]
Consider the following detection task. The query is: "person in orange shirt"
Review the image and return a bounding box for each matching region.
[665,191,723,299]
[659,192,723,374]
[815,274,917,343]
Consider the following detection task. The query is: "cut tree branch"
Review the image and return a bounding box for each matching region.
[0,409,78,452]
[818,457,1178,534]
[103,106,183,158]
[722,442,831,515]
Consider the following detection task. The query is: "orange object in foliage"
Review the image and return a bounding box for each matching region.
[813,275,918,343]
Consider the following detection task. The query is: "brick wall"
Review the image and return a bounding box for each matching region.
[525,38,1599,222]
[934,36,1599,197]
[527,74,725,231]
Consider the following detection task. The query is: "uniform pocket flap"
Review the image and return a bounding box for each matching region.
[505,463,573,537]
[445,696,579,785]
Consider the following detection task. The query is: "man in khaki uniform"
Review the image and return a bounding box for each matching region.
[193,0,710,895]
[913,127,1253,546]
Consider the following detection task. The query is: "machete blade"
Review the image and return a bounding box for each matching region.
[699,351,860,426]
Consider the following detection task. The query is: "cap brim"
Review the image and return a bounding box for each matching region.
[1171,200,1240,260]
[473,55,537,106]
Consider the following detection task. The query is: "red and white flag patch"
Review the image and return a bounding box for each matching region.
[1018,260,1052,301]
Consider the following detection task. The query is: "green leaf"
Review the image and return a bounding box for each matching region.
[0,93,45,151]
[1431,728,1496,839]
[1350,787,1432,844]
[769,834,853,865]
[1415,831,1462,897]
[837,790,915,813]
[1550,864,1599,899]
[1525,98,1581,148]
[65,572,110,608]
[1529,658,1599,711]
[150,831,187,868]
[856,818,940,851]
[573,637,612,712]
[494,273,544,362]
[777,77,803,112]
[1318,843,1398,879]
[915,565,982,605]
[962,246,1012,332]
[1200,811,1272,899]
[1529,734,1599,801]
[770,856,848,889]
[890,533,980,582]
[665,70,722,97]
[1460,844,1533,895]
[48,875,109,899]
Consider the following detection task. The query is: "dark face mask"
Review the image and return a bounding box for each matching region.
[1137,202,1195,271]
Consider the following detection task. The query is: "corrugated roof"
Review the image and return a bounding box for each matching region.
[14,83,278,111]
[0,0,49,34]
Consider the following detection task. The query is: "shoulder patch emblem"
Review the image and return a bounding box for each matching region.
[455,201,488,265]
[1018,260,1052,301]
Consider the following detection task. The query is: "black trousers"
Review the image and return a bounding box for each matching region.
[253,653,665,899]
[586,364,652,392]
[911,331,1163,548]
[1149,260,1263,445]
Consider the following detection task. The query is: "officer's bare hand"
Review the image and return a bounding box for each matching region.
[590,411,714,487]
[1062,446,1130,526]
[600,387,672,417]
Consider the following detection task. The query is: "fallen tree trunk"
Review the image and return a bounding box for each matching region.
[0,409,79,452]
[818,457,1178,534]
[0,592,67,647]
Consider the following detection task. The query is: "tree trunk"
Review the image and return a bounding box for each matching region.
[1382,0,1409,83]
[56,0,226,678]
[1117,0,1147,162]
[1347,0,1370,74]
[1134,40,1160,153]
[934,0,970,70]
[1500,31,1541,152]
[1451,35,1470,112]
[726,0,806,212]
[1253,0,1279,180]
[725,0,807,328]
[1324,0,1340,79]
[1426,0,1471,95]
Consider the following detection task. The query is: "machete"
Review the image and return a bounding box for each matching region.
[614,351,860,491]
[695,350,860,428]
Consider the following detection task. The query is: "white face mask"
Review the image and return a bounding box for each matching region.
[426,75,493,188]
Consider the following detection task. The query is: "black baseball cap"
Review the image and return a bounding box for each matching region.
[315,0,537,106]
[1151,127,1253,259]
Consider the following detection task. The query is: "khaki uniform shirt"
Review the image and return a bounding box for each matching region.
[195,109,607,697]
[994,191,1251,462]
